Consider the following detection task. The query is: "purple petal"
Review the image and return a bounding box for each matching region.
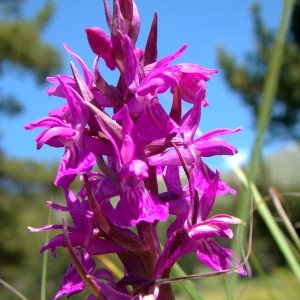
[24,116,68,130]
[46,75,75,97]
[163,165,183,195]
[57,75,90,129]
[35,126,75,149]
[198,127,242,140]
[91,88,115,107]
[196,239,247,275]
[54,146,95,187]
[54,252,95,299]
[64,43,94,86]
[188,214,242,240]
[180,84,206,141]
[49,104,70,119]
[154,233,197,280]
[197,169,220,220]
[85,27,116,70]
[155,44,187,68]
[27,224,65,233]
[119,0,140,45]
[134,96,179,141]
[83,134,114,157]
[120,134,136,165]
[113,186,169,227]
[120,32,139,92]
[147,147,193,167]
[191,138,238,157]
[88,279,132,300]
[194,159,236,196]
[87,237,127,255]
[176,63,217,103]
[137,67,179,97]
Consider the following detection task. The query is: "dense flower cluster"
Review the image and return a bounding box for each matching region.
[25,1,246,299]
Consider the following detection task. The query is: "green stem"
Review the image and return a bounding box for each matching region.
[41,209,52,300]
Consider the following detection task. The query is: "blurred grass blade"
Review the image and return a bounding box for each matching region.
[41,208,52,300]
[246,0,295,192]
[0,278,29,300]
[248,251,278,300]
[239,0,295,242]
[228,0,296,289]
[232,164,300,281]
[269,187,300,251]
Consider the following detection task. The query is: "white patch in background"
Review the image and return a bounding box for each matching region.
[223,148,249,170]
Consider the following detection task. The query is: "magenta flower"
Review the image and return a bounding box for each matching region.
[152,171,246,283]
[28,191,127,299]
[114,158,169,226]
[148,85,241,196]
[25,72,113,188]
[186,171,246,275]
[25,0,247,299]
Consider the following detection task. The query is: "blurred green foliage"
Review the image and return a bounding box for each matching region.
[217,1,300,141]
[0,0,62,117]
[0,152,67,299]
[0,1,65,298]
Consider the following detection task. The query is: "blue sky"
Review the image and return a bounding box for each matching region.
[0,0,285,170]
